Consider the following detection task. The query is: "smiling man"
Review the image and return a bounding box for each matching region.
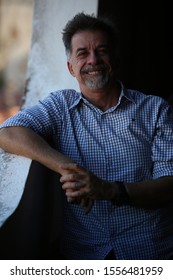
[66,22,120,110]
[0,13,173,260]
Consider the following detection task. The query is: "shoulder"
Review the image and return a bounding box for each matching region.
[42,89,80,108]
[127,88,171,109]
[125,88,173,123]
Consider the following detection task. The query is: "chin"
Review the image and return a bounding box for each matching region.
[85,76,110,90]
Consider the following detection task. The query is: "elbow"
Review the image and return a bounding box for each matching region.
[0,127,15,152]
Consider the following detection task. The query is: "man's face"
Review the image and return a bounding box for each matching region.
[67,30,115,91]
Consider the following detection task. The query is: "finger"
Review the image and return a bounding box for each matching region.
[60,173,84,183]
[66,188,80,203]
[66,184,90,197]
[67,195,94,213]
[85,199,94,214]
[67,196,82,204]
[66,189,82,198]
[62,181,84,190]
[62,181,76,190]
[80,198,94,214]
[67,196,76,203]
[79,198,87,208]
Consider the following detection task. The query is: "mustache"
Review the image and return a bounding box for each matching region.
[81,64,108,73]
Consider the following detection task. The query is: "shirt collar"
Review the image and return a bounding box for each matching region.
[69,93,82,110]
[118,81,136,104]
[69,81,136,111]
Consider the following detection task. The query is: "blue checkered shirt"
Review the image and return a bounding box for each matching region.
[1,83,173,259]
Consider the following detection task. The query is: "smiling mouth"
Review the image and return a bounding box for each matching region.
[86,70,103,75]
[81,65,107,75]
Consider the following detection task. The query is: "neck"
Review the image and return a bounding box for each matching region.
[81,82,120,111]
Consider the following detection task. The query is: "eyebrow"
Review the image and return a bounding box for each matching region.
[75,44,109,55]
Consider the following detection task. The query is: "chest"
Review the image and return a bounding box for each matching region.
[58,107,154,181]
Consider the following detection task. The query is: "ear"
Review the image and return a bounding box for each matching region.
[67,61,75,77]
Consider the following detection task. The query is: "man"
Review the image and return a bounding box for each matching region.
[0,12,173,259]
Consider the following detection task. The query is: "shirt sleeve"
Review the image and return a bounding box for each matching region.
[152,99,173,178]
[0,92,62,138]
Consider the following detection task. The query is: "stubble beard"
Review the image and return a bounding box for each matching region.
[83,71,110,91]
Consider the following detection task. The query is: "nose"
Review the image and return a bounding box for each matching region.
[87,51,99,65]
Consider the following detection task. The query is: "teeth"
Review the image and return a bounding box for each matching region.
[88,71,101,75]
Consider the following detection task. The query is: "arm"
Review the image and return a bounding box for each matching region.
[59,163,173,209]
[120,176,173,209]
[0,126,74,175]
[0,126,93,212]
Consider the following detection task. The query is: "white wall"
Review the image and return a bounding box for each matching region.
[0,0,98,227]
[24,0,98,107]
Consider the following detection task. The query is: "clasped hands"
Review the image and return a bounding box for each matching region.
[59,163,115,213]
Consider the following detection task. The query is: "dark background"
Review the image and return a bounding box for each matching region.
[98,0,173,103]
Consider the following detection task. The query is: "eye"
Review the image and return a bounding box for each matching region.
[97,47,109,55]
[76,50,88,58]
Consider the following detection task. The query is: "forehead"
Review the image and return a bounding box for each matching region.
[71,30,109,50]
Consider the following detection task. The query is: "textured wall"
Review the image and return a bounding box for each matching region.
[0,0,98,226]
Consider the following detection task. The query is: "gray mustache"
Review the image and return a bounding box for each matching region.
[81,65,107,73]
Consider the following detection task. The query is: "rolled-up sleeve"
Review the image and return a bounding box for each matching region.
[0,92,62,138]
[152,101,173,178]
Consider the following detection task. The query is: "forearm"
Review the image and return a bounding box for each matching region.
[59,163,173,209]
[0,126,74,175]
[112,176,173,209]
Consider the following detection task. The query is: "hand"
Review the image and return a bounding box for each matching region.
[59,163,115,203]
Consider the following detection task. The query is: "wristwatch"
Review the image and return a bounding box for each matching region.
[112,182,130,206]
